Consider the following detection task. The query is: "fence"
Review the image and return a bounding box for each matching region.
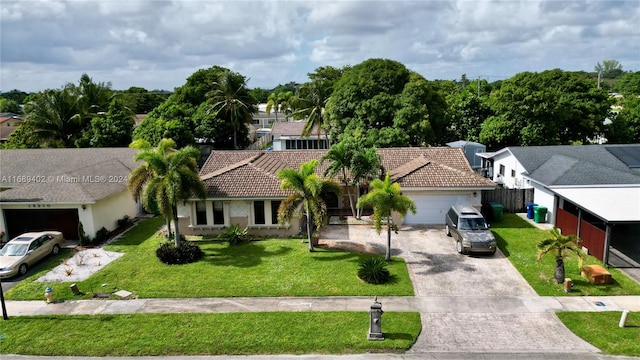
[481,188,534,213]
[246,133,273,150]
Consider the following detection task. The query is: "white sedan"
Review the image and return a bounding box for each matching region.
[0,231,65,278]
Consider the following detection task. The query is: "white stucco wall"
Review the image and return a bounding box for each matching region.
[492,151,531,189]
[85,190,138,237]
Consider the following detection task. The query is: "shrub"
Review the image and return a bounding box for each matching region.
[218,224,249,245]
[94,227,110,244]
[357,257,391,284]
[117,215,132,229]
[156,241,204,265]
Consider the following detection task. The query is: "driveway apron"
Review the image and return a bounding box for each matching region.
[320,224,599,354]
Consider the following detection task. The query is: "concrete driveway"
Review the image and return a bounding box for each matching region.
[319,224,599,354]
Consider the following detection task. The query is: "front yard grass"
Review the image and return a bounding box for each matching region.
[491,214,640,296]
[557,311,640,357]
[0,311,422,356]
[6,217,414,300]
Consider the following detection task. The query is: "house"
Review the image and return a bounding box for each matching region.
[0,148,140,240]
[270,121,329,150]
[0,113,24,142]
[446,140,486,170]
[177,147,496,237]
[478,144,640,267]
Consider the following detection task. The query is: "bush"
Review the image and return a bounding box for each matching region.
[218,224,249,245]
[156,241,204,265]
[117,215,132,229]
[357,257,391,284]
[94,227,110,244]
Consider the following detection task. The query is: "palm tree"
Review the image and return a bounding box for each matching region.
[206,70,257,149]
[293,80,332,138]
[277,160,341,252]
[128,138,206,246]
[322,140,356,217]
[23,87,82,147]
[265,92,282,122]
[536,227,586,284]
[351,146,382,219]
[356,173,416,261]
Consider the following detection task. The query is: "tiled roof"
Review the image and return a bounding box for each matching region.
[200,147,495,198]
[0,148,139,203]
[506,145,640,186]
[271,121,325,136]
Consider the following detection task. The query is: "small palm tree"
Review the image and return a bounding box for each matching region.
[351,146,382,219]
[356,173,416,261]
[277,160,341,252]
[322,140,356,217]
[536,227,586,284]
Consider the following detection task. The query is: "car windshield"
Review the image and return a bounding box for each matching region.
[459,218,488,231]
[0,243,29,256]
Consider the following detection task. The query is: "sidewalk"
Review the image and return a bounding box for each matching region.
[5,294,639,317]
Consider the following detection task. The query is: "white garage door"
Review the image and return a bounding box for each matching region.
[403,193,473,225]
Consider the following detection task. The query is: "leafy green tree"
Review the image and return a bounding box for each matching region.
[322,140,357,217]
[1,89,29,104]
[133,101,194,148]
[356,173,416,261]
[118,87,167,114]
[606,97,640,143]
[2,123,40,149]
[447,90,493,142]
[0,97,22,114]
[249,88,270,103]
[480,69,612,149]
[205,70,257,149]
[615,71,640,96]
[77,98,135,147]
[326,58,447,148]
[536,228,586,284]
[21,87,82,147]
[277,160,341,252]
[128,139,206,246]
[595,59,624,79]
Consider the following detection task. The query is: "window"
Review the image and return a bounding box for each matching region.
[213,201,224,225]
[271,200,281,225]
[511,169,516,177]
[195,201,207,225]
[254,201,265,224]
[499,164,505,176]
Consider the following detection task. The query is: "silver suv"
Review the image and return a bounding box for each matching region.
[445,205,496,255]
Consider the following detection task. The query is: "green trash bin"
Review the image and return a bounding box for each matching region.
[533,206,548,223]
[489,202,503,222]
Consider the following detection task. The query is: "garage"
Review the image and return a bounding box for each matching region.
[403,193,473,225]
[4,208,79,240]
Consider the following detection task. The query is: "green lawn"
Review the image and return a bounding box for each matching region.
[557,311,640,357]
[0,311,422,356]
[491,214,640,296]
[6,217,414,300]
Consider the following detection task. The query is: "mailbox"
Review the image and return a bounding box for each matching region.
[368,296,384,341]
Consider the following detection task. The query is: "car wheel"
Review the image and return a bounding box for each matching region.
[445,224,451,236]
[456,239,464,254]
[18,263,28,276]
[51,244,61,255]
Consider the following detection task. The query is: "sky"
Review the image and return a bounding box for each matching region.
[1,0,639,93]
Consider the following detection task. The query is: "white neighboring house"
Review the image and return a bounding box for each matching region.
[0,148,140,240]
[478,144,640,266]
[270,121,329,151]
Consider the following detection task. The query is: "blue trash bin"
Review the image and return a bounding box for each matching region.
[526,202,537,219]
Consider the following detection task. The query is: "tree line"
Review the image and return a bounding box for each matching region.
[2,59,640,151]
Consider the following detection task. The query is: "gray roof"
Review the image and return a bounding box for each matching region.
[0,148,139,203]
[506,145,640,186]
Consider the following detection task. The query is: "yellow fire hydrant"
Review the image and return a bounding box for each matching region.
[44,287,53,304]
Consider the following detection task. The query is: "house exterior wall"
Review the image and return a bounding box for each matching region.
[532,183,556,224]
[86,190,138,237]
[492,152,530,189]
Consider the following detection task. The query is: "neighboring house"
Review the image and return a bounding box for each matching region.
[271,121,329,150]
[0,113,24,142]
[446,140,486,170]
[252,104,281,129]
[479,144,640,267]
[177,147,496,237]
[0,148,140,240]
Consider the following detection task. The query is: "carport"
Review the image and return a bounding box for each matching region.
[553,187,640,268]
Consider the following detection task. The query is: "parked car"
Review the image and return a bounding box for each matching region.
[445,205,496,255]
[0,231,65,278]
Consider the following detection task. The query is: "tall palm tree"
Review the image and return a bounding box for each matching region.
[356,173,416,261]
[23,87,82,147]
[351,146,382,219]
[293,80,332,138]
[322,140,356,217]
[206,70,257,149]
[265,92,282,122]
[128,138,206,246]
[537,227,586,284]
[277,160,341,252]
[266,91,294,122]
